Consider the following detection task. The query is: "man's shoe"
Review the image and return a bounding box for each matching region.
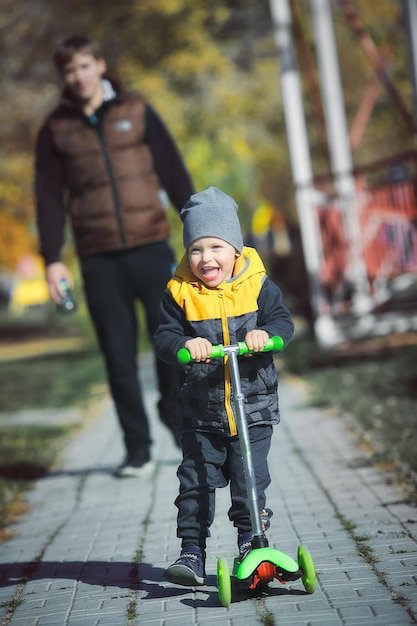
[114,460,155,478]
[165,546,205,586]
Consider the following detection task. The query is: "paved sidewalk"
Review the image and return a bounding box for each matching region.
[0,357,416,625]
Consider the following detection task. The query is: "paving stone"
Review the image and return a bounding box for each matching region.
[0,357,416,625]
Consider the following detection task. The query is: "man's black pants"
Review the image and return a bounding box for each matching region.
[80,241,176,464]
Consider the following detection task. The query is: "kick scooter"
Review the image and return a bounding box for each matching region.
[177,336,316,607]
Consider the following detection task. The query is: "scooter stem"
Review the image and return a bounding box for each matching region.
[226,347,265,540]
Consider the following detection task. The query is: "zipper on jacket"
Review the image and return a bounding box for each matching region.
[91,113,127,247]
[218,291,237,437]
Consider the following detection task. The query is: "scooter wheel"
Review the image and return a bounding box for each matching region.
[217,556,232,607]
[297,545,316,594]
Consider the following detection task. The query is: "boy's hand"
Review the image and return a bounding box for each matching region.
[184,337,213,363]
[244,329,269,352]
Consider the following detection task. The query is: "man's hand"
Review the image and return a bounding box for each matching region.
[45,262,73,304]
[244,329,269,352]
[184,337,213,363]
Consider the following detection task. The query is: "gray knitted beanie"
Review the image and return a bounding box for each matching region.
[181,187,244,253]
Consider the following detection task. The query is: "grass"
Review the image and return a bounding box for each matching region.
[282,331,417,481]
[0,350,106,411]
[0,349,107,540]
[0,423,77,541]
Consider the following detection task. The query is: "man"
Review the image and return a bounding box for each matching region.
[35,35,195,477]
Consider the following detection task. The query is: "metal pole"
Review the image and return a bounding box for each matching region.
[227,348,264,539]
[310,0,353,194]
[269,0,326,326]
[310,0,372,315]
[402,0,417,127]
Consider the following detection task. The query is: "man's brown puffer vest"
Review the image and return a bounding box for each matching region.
[46,91,169,257]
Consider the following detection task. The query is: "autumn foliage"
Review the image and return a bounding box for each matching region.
[0,0,413,277]
[0,153,36,271]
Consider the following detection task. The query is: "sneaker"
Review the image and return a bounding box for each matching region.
[238,532,253,560]
[114,460,155,478]
[260,508,273,532]
[238,509,273,558]
[165,546,206,586]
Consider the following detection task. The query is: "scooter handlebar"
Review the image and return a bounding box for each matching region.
[176,335,284,364]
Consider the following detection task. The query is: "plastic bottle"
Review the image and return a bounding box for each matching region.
[57,278,77,313]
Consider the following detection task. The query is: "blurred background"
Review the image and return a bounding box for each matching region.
[0,0,416,346]
[0,0,417,538]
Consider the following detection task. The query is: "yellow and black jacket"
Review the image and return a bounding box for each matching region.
[154,246,294,437]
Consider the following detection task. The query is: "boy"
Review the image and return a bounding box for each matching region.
[153,186,294,586]
[34,35,194,476]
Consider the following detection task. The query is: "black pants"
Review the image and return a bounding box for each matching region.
[80,242,176,464]
[176,425,273,550]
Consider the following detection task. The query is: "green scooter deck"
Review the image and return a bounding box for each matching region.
[233,546,300,581]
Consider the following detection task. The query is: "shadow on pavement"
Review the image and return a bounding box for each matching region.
[138,563,308,608]
[0,459,180,482]
[0,464,117,481]
[0,560,137,589]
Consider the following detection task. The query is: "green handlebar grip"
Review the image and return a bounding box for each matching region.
[176,336,284,363]
[211,344,225,358]
[237,336,284,356]
[176,343,225,364]
[264,335,285,352]
[236,335,284,355]
[177,347,193,364]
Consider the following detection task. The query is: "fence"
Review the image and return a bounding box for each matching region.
[318,180,417,299]
[312,164,417,344]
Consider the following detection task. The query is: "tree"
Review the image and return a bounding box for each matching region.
[0,0,412,273]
